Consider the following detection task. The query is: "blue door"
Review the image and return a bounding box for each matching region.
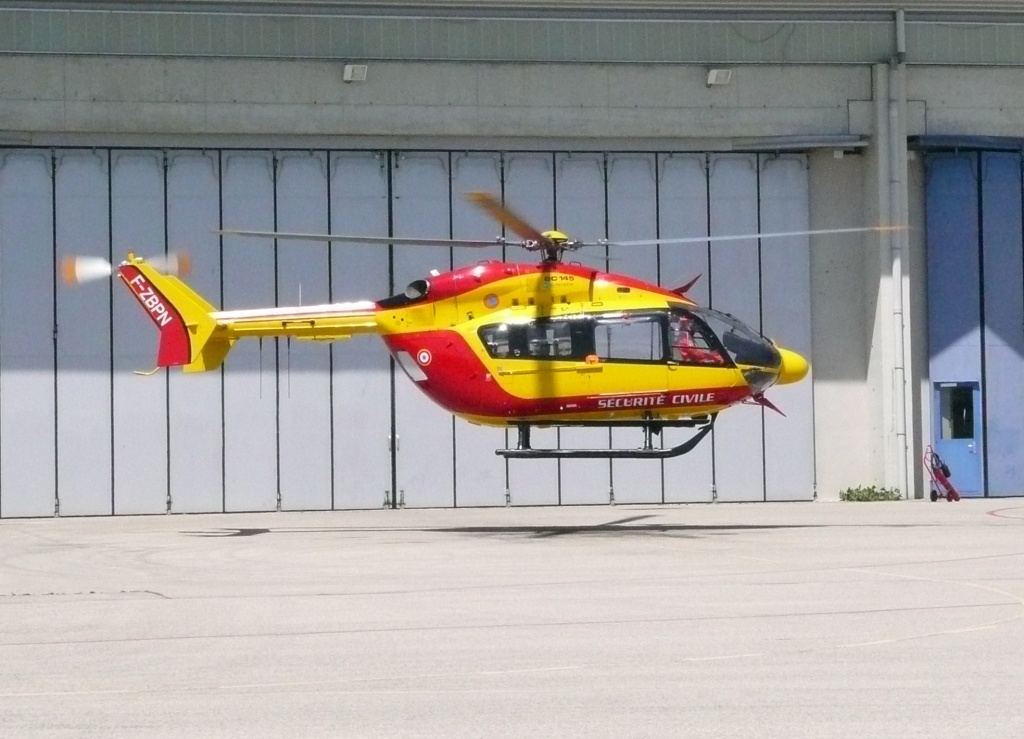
[933,383,983,496]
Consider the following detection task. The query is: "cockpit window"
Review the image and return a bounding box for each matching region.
[667,309,728,366]
[688,307,781,369]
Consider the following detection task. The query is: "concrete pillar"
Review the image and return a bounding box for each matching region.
[865,58,917,499]
[889,59,916,499]
[867,63,896,488]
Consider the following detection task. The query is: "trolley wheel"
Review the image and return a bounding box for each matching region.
[930,489,938,502]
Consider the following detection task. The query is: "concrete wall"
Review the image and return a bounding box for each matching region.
[1,56,869,144]
[4,56,1016,145]
[807,151,875,498]
[909,66,1024,137]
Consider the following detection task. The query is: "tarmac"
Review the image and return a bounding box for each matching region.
[0,499,1022,738]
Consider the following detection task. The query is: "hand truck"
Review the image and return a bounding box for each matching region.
[923,445,961,502]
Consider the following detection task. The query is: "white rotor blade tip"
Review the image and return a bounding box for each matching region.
[62,256,113,284]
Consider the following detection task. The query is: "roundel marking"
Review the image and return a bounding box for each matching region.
[417,349,432,366]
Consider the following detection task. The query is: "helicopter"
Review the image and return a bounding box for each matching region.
[62,191,871,460]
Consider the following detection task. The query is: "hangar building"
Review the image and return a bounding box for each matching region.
[1,1,1023,515]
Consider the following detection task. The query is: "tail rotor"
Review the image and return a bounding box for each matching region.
[61,256,114,285]
[62,251,191,285]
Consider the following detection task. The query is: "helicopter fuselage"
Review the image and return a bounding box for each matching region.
[373,260,805,427]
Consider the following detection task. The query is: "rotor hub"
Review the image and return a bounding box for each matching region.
[541,230,569,243]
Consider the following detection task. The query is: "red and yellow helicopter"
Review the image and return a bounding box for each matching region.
[65,192,830,460]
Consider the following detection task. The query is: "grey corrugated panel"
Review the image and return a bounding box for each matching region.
[4,8,1024,63]
[906,22,1024,65]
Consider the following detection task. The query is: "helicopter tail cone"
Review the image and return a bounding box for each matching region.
[776,347,810,385]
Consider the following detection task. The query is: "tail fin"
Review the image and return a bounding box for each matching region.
[117,255,233,373]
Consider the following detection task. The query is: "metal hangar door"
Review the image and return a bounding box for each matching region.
[925,147,1024,497]
[0,147,815,516]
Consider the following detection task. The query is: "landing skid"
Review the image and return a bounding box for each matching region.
[497,414,716,460]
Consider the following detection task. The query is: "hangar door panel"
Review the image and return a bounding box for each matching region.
[450,153,508,507]
[981,152,1024,497]
[925,154,984,496]
[709,155,765,502]
[330,152,392,509]
[556,152,613,505]
[607,154,666,504]
[392,152,456,507]
[276,152,333,511]
[111,152,168,514]
[759,156,814,501]
[658,155,714,503]
[166,152,223,513]
[221,153,279,512]
[926,155,982,385]
[55,151,112,516]
[503,154,559,506]
[0,151,56,517]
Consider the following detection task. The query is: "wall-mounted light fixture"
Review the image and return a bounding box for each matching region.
[705,68,733,87]
[343,64,368,83]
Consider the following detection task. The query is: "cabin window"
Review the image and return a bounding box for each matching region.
[479,317,593,360]
[480,311,726,365]
[480,323,513,358]
[523,321,575,358]
[594,313,665,362]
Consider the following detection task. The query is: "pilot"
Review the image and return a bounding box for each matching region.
[670,315,724,365]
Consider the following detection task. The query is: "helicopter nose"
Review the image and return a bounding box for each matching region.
[776,347,809,385]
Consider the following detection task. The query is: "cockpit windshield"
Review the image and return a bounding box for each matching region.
[685,307,781,369]
[667,310,729,366]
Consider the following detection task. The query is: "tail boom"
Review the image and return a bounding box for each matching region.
[211,302,379,340]
[117,255,380,373]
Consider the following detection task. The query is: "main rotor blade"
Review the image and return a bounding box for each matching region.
[217,229,504,248]
[604,225,903,248]
[465,192,549,244]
